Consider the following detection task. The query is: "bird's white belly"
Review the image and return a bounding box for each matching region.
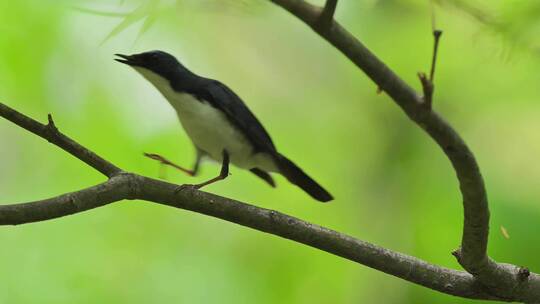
[168,92,276,171]
[134,67,276,171]
[174,94,251,162]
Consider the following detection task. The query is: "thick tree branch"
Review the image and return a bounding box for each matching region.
[0,173,497,300]
[0,101,500,300]
[0,96,538,302]
[0,175,132,225]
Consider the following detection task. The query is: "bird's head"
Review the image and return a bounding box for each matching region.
[115,50,186,79]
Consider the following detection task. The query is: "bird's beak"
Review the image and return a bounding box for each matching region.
[114,53,140,66]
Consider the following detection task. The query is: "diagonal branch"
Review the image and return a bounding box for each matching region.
[0,103,121,178]
[0,70,538,302]
[0,176,497,300]
[0,101,498,300]
[0,175,132,225]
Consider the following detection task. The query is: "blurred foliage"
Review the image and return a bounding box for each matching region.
[436,0,540,53]
[1,0,540,303]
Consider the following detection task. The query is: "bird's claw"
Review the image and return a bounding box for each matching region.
[174,184,200,194]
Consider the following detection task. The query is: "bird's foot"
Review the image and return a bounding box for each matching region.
[174,184,200,194]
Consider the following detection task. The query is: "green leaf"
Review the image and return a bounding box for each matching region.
[101,1,159,45]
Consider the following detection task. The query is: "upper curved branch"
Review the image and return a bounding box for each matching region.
[268,0,488,275]
[265,0,540,300]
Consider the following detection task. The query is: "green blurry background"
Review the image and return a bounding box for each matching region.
[1,0,540,303]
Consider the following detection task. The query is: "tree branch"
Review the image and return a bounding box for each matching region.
[269,0,488,271]
[0,175,132,225]
[266,0,540,301]
[0,103,121,178]
[0,101,500,300]
[0,95,537,302]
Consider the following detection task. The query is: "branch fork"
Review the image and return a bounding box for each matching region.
[316,0,338,30]
[418,29,443,110]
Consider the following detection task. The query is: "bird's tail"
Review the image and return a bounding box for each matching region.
[274,153,333,202]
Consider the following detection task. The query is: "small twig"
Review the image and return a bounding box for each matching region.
[419,29,443,110]
[418,72,434,109]
[429,0,442,82]
[47,113,56,129]
[430,30,443,82]
[45,113,59,142]
[317,0,338,29]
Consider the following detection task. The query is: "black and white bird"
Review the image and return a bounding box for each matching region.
[115,50,333,202]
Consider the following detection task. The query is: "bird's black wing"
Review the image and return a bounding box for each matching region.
[190,80,277,153]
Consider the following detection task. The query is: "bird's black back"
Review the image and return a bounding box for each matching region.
[172,77,277,154]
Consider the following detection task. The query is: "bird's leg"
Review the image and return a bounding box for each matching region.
[191,150,230,189]
[144,152,201,176]
[174,150,230,193]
